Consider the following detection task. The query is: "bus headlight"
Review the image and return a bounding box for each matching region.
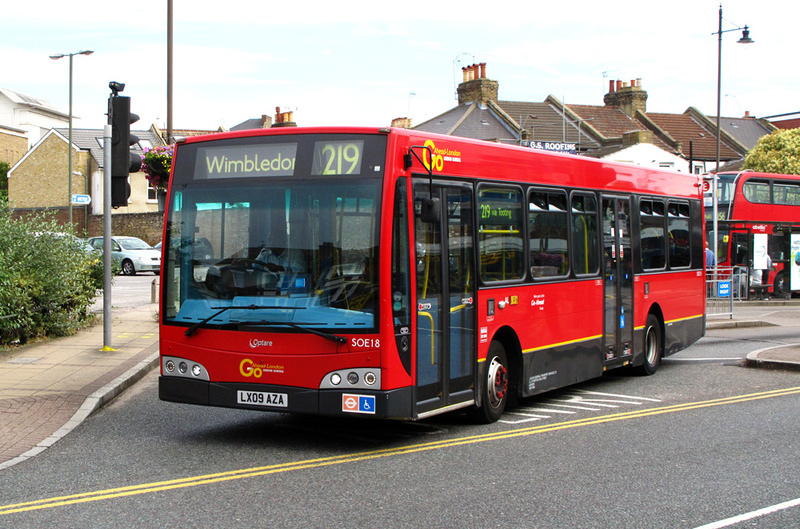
[320,368,380,390]
[162,356,209,381]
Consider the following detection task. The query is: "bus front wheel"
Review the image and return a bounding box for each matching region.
[469,341,509,423]
[636,314,662,376]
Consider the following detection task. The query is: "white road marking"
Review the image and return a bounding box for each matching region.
[574,390,662,402]
[693,497,800,529]
[499,390,661,424]
[543,402,603,411]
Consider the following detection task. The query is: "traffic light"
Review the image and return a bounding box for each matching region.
[110,95,141,207]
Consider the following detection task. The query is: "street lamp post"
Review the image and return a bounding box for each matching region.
[49,49,93,229]
[712,4,752,267]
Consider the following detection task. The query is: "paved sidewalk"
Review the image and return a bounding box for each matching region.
[1,300,799,471]
[707,301,800,371]
[0,304,159,470]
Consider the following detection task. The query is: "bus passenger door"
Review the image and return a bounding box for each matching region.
[602,196,634,363]
[414,184,476,416]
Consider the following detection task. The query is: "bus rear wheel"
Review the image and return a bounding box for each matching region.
[636,314,662,376]
[468,341,509,423]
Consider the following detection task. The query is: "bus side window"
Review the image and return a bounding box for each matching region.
[528,189,569,278]
[640,198,666,270]
[477,185,524,282]
[667,200,691,268]
[570,193,600,276]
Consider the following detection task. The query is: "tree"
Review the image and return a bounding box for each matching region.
[0,161,9,195]
[744,128,800,174]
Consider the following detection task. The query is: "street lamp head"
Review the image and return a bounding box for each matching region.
[50,50,94,60]
[738,26,754,44]
[109,81,125,96]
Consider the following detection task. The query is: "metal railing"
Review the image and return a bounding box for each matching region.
[706,266,748,319]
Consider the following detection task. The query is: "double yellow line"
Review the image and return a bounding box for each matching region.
[2,386,800,516]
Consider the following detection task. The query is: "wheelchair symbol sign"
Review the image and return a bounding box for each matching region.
[342,394,376,414]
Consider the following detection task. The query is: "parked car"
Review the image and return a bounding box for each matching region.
[155,237,215,260]
[86,236,161,276]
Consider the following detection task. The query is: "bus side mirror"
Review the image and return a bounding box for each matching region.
[420,197,441,223]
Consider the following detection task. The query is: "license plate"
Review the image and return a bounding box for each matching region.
[236,390,288,408]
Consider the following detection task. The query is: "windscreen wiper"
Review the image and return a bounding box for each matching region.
[184,304,299,336]
[243,320,347,344]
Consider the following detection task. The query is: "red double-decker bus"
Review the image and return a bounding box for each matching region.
[706,170,800,297]
[158,127,705,423]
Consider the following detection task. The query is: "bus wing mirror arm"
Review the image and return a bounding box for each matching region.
[407,145,441,223]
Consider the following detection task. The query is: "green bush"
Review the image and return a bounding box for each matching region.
[0,204,103,346]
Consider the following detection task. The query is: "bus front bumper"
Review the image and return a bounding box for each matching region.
[159,376,413,419]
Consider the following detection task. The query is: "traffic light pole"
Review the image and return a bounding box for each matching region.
[103,84,139,350]
[102,123,114,350]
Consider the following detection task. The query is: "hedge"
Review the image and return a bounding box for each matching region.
[0,202,103,346]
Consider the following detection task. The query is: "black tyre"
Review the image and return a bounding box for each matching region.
[468,341,509,423]
[121,259,136,276]
[636,314,662,376]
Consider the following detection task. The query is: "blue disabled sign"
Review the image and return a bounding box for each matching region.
[718,281,731,297]
[71,194,91,205]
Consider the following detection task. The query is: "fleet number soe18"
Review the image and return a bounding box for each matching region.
[351,338,380,348]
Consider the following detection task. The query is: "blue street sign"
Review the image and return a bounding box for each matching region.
[71,194,91,205]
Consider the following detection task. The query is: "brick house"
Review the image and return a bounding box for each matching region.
[7,127,166,242]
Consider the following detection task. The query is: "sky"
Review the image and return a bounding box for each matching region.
[2,0,798,133]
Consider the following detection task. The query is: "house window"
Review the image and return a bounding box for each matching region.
[147,181,158,201]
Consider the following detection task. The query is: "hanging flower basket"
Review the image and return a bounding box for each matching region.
[141,145,173,191]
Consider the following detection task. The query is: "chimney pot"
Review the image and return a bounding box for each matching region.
[615,80,622,91]
[744,110,751,117]
[479,62,486,79]
[609,80,615,93]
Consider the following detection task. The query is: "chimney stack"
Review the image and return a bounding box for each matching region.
[271,106,297,127]
[457,62,499,105]
[604,77,648,117]
[391,117,413,129]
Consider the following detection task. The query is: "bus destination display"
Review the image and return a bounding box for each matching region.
[195,143,298,179]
